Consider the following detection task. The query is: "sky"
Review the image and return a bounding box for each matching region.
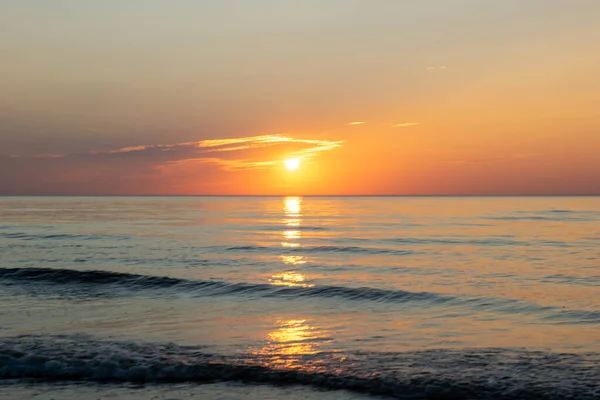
[1,0,599,195]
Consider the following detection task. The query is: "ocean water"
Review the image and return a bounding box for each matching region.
[1,196,599,399]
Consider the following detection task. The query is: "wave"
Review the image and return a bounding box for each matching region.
[540,274,600,286]
[0,267,443,303]
[489,215,585,221]
[1,335,599,399]
[487,209,599,222]
[383,237,573,247]
[1,267,599,324]
[250,225,330,232]
[321,236,579,249]
[224,245,416,255]
[0,232,131,241]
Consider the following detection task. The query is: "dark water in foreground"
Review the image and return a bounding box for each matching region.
[1,196,599,399]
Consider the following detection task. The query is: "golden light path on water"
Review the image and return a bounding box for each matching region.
[269,271,312,288]
[250,319,330,370]
[273,197,310,286]
[258,197,326,367]
[279,196,304,256]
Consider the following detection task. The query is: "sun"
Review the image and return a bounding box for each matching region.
[284,158,300,171]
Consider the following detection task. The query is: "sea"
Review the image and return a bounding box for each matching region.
[1,196,599,399]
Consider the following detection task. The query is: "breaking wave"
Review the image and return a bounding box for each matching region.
[1,335,599,399]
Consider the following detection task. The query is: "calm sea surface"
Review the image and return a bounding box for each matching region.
[1,196,599,399]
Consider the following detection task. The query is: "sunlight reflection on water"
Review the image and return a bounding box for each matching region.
[277,197,308,275]
[281,197,303,247]
[250,319,330,369]
[1,195,599,357]
[269,272,313,288]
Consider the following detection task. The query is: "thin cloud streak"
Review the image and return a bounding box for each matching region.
[168,157,280,171]
[392,122,421,128]
[447,153,546,165]
[8,134,344,172]
[8,153,64,159]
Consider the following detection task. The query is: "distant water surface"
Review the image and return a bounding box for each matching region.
[1,196,599,399]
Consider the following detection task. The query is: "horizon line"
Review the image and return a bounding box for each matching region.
[1,194,599,198]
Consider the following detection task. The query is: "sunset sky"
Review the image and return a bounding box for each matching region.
[1,0,599,195]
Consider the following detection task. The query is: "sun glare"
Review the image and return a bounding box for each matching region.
[284,158,300,171]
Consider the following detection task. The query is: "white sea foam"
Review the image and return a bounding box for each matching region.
[1,335,599,399]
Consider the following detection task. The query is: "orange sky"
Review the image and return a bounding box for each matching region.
[1,0,599,195]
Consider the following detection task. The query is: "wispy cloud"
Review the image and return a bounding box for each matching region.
[447,153,545,164]
[169,157,280,171]
[8,153,64,159]
[392,122,420,128]
[9,134,344,172]
[426,66,447,72]
[345,121,420,128]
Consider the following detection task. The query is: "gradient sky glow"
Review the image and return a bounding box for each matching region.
[1,0,599,195]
